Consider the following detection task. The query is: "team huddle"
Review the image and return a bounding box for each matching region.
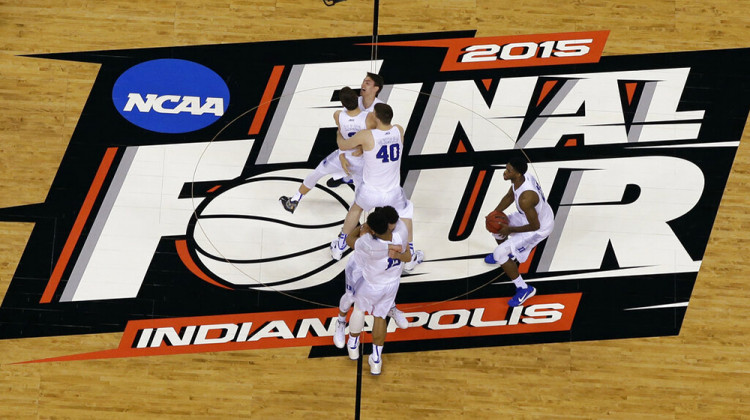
[278,73,555,375]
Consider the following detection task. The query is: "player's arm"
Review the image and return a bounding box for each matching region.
[388,244,411,262]
[346,226,362,249]
[366,112,376,129]
[493,187,515,213]
[365,112,376,129]
[339,153,351,175]
[505,190,541,234]
[337,129,371,151]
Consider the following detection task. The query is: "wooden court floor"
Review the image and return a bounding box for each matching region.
[1,0,749,418]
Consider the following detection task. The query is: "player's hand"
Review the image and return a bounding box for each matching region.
[351,146,363,157]
[340,155,351,175]
[360,223,372,237]
[388,244,405,259]
[499,225,511,236]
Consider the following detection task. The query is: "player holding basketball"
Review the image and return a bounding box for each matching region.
[333,206,409,349]
[484,156,555,307]
[332,103,424,272]
[327,72,385,189]
[342,209,411,375]
[278,86,372,213]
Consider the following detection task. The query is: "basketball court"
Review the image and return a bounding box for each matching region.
[1,1,749,418]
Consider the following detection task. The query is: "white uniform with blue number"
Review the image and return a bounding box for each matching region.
[302,108,368,190]
[341,220,408,314]
[354,126,414,218]
[351,224,407,318]
[503,173,555,263]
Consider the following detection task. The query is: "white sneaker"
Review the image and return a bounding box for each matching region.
[330,239,347,261]
[347,336,360,360]
[333,320,346,349]
[404,250,424,272]
[368,354,382,375]
[387,306,409,329]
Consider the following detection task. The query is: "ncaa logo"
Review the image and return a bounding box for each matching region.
[112,59,230,133]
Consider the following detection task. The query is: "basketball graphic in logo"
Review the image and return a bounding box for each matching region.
[187,169,354,291]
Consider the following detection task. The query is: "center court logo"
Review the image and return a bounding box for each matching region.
[111,58,230,133]
[2,31,749,363]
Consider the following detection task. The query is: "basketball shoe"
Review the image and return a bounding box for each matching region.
[326,177,353,188]
[279,196,298,214]
[330,239,348,261]
[404,250,424,272]
[508,286,536,307]
[387,306,409,329]
[368,353,382,375]
[333,320,346,349]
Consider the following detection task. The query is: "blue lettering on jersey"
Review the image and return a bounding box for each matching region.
[375,143,401,163]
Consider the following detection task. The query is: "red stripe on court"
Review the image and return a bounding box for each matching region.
[248,65,285,135]
[175,240,232,290]
[40,147,119,303]
[456,170,486,237]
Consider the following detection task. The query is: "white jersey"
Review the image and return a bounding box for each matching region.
[362,126,402,192]
[338,109,369,140]
[354,229,407,287]
[338,109,369,164]
[358,96,384,113]
[512,174,555,235]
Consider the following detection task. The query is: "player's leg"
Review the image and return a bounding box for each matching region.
[368,316,387,375]
[334,260,362,348]
[346,303,366,360]
[395,197,424,272]
[484,236,536,307]
[330,203,363,260]
[367,282,398,375]
[280,150,343,213]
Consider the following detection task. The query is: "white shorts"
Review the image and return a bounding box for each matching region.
[353,280,399,319]
[504,212,553,263]
[344,258,364,296]
[303,150,363,190]
[354,184,414,219]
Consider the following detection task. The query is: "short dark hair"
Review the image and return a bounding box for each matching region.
[374,206,399,224]
[339,86,358,110]
[366,211,389,235]
[508,156,528,175]
[366,72,384,95]
[373,103,393,125]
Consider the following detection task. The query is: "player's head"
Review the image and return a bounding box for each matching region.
[507,156,528,176]
[339,86,359,111]
[366,211,389,236]
[374,206,399,232]
[373,103,393,125]
[362,72,384,97]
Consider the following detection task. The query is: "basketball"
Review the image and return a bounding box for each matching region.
[485,210,509,234]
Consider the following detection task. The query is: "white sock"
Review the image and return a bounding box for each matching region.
[337,232,347,249]
[292,192,303,202]
[512,275,528,289]
[372,344,383,362]
[337,314,346,323]
[347,335,359,348]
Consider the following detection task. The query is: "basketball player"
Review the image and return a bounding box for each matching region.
[484,156,555,307]
[342,210,411,375]
[331,103,424,272]
[278,86,372,213]
[327,72,385,188]
[333,206,410,350]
